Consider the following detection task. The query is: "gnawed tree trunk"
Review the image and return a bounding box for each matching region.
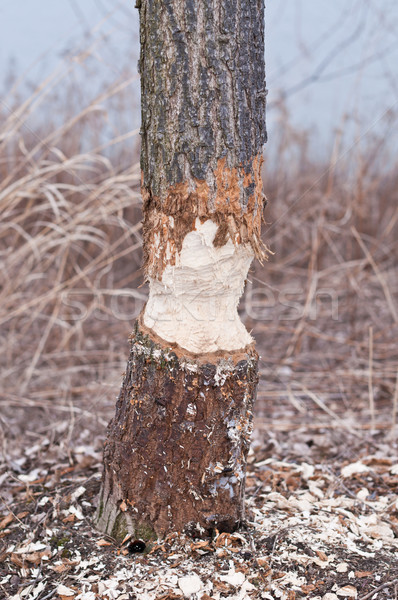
[96,0,267,540]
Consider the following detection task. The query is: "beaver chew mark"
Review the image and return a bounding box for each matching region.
[143,154,269,280]
[144,219,254,354]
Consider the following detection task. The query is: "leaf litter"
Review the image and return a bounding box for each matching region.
[0,425,397,600]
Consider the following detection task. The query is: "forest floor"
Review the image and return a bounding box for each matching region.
[1,412,397,600]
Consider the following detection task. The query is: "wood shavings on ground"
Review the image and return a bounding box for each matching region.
[0,426,397,600]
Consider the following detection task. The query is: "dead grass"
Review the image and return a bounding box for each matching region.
[249,110,398,437]
[0,54,144,459]
[0,43,397,469]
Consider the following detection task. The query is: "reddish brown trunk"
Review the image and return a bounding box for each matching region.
[96,318,258,539]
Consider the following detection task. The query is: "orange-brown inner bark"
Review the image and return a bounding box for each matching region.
[142,154,268,278]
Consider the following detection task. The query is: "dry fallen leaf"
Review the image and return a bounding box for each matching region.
[121,533,132,546]
[215,532,244,549]
[273,571,287,580]
[213,580,233,592]
[50,563,71,574]
[0,513,14,530]
[257,556,270,568]
[366,457,392,467]
[16,511,29,519]
[10,553,25,568]
[301,584,316,593]
[191,540,213,554]
[25,549,51,565]
[96,539,112,547]
[62,513,76,524]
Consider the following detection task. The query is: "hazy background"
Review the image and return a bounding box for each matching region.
[2,0,398,160]
[0,1,397,446]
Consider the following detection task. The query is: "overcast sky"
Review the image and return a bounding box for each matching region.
[1,0,398,158]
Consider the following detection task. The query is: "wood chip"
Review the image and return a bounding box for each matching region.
[178,574,202,597]
[96,539,112,547]
[336,586,357,598]
[57,584,75,597]
[341,462,370,478]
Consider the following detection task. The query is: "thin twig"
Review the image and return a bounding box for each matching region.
[294,383,362,437]
[392,370,398,434]
[368,326,375,432]
[359,578,398,600]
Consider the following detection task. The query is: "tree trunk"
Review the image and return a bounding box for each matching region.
[96,0,267,540]
[96,317,258,539]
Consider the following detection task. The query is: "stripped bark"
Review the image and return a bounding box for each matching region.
[96,0,267,539]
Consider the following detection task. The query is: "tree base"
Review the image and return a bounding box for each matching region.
[95,317,258,541]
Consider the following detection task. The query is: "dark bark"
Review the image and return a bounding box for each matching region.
[96,319,258,539]
[140,0,266,194]
[139,0,268,277]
